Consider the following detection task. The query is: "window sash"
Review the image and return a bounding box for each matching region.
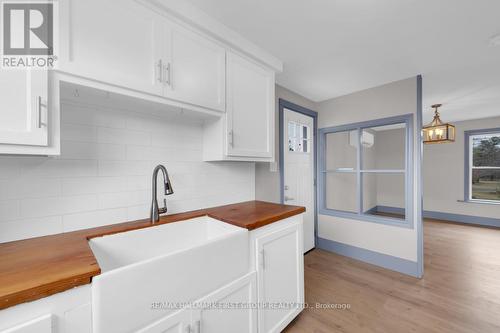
[318,114,413,228]
[470,132,500,168]
[466,129,500,203]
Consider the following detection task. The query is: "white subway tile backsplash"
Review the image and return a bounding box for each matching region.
[0,200,20,220]
[98,127,151,146]
[126,175,151,191]
[126,145,157,161]
[151,131,178,148]
[63,208,129,232]
[0,102,255,243]
[0,178,61,200]
[0,216,63,243]
[61,123,97,142]
[126,114,177,133]
[0,158,21,179]
[127,204,150,221]
[61,176,128,196]
[21,195,98,219]
[98,160,151,176]
[61,141,126,161]
[97,190,149,210]
[21,159,98,178]
[62,103,126,129]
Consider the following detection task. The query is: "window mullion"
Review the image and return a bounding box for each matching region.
[357,127,363,215]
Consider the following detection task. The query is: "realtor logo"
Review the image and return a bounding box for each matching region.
[1,1,58,68]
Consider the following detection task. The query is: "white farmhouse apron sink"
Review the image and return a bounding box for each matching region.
[89,216,249,333]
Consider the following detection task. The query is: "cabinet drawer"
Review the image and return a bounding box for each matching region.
[1,314,52,333]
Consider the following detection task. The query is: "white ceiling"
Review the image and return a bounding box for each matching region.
[185,0,500,123]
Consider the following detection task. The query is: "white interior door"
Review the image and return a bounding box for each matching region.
[283,109,315,252]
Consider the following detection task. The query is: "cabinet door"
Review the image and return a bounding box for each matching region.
[226,51,274,158]
[193,272,257,333]
[61,0,164,95]
[256,223,304,333]
[167,25,225,112]
[136,308,191,333]
[0,69,48,146]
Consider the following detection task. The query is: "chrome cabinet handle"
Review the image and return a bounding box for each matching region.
[196,320,201,333]
[37,96,47,128]
[38,96,42,128]
[285,196,295,201]
[261,249,265,270]
[164,62,171,86]
[228,130,234,147]
[156,60,163,83]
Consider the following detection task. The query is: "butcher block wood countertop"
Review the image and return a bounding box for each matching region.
[0,200,304,310]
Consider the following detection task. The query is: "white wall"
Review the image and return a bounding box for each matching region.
[317,77,420,262]
[424,116,500,219]
[0,100,255,243]
[255,84,317,203]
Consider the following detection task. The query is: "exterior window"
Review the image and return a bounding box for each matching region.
[319,115,413,227]
[288,121,310,153]
[466,129,500,203]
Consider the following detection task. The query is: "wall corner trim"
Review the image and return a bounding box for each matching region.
[317,237,421,278]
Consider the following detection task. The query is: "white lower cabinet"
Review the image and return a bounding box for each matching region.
[195,272,257,333]
[0,286,91,333]
[137,272,257,333]
[0,314,52,333]
[137,308,191,333]
[252,215,305,333]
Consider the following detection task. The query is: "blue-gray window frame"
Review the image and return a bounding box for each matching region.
[318,114,414,228]
[464,127,500,205]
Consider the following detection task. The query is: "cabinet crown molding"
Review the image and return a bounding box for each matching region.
[139,0,283,72]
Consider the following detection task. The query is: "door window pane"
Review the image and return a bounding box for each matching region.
[288,121,310,153]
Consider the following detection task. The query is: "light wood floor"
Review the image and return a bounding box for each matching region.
[284,219,500,333]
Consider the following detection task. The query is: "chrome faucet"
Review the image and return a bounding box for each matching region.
[150,164,174,223]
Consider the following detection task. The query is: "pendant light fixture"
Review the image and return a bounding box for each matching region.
[422,104,455,144]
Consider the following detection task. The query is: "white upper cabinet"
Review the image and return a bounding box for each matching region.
[0,69,48,147]
[166,25,226,112]
[61,0,225,112]
[226,51,274,158]
[1,0,278,156]
[60,0,164,96]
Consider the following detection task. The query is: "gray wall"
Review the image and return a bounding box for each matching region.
[255,84,317,203]
[424,115,500,219]
[317,77,420,262]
